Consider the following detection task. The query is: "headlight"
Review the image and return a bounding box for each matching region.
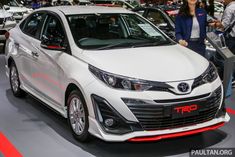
[202,63,218,82]
[89,65,152,91]
[192,62,218,89]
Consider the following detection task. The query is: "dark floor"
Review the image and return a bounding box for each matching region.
[0,49,235,157]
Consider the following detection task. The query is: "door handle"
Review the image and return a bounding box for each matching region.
[31,51,39,57]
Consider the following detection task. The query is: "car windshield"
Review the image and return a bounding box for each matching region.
[67,13,172,50]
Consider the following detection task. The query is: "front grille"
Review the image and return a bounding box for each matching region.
[154,93,210,103]
[127,87,222,131]
[0,18,4,25]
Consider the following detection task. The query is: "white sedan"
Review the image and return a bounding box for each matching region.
[5,6,229,142]
[0,8,16,42]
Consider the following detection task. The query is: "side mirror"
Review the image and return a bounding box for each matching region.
[158,23,170,31]
[158,23,168,28]
[4,5,10,10]
[40,35,66,51]
[147,17,155,23]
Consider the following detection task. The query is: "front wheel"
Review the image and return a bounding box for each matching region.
[67,90,90,142]
[9,62,26,97]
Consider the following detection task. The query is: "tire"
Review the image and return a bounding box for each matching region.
[9,62,26,97]
[67,90,90,142]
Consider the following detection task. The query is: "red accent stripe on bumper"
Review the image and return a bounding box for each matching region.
[128,122,225,142]
[0,132,23,157]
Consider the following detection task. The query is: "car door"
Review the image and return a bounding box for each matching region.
[29,13,68,108]
[15,12,46,89]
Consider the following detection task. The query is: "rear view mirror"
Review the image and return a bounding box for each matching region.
[158,23,170,31]
[158,23,168,28]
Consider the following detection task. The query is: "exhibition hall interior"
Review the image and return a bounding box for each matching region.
[0,0,235,156]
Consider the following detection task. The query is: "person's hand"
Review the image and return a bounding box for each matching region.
[208,21,216,27]
[215,20,223,29]
[178,39,188,47]
[208,20,223,29]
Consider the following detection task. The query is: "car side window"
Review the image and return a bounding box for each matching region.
[22,13,45,39]
[41,15,66,47]
[146,10,168,26]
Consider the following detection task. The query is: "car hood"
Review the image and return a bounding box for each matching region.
[0,9,12,18]
[80,44,209,82]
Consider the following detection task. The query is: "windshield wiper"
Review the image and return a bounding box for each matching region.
[96,40,173,50]
[133,40,173,48]
[97,42,135,50]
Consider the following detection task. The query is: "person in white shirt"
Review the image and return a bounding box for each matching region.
[213,0,235,54]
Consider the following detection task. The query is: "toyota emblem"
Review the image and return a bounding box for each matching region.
[177,82,190,92]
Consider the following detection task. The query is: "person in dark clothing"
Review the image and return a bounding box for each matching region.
[32,0,41,9]
[207,0,215,17]
[199,0,207,10]
[175,0,207,56]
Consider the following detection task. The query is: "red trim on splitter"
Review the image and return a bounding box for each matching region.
[226,108,235,115]
[128,122,225,142]
[0,132,23,157]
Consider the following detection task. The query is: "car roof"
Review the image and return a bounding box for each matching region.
[37,6,133,15]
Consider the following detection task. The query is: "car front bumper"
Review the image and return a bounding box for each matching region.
[88,113,229,142]
[84,75,229,142]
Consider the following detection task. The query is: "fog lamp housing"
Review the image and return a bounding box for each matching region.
[91,94,142,134]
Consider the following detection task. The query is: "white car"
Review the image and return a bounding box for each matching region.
[0,8,16,42]
[4,0,32,22]
[5,6,229,142]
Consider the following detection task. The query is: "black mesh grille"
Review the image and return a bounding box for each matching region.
[154,93,210,103]
[0,18,4,25]
[127,87,222,131]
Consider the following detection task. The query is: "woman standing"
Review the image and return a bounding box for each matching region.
[175,0,207,56]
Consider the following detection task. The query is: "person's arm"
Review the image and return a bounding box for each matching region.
[221,7,234,29]
[175,15,188,46]
[213,7,233,29]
